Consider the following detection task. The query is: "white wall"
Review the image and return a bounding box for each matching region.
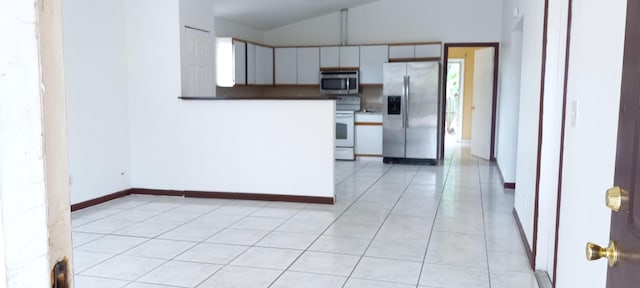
[496,0,522,184]
[513,0,547,248]
[126,0,335,198]
[215,18,265,43]
[126,0,184,190]
[264,0,503,46]
[62,0,131,204]
[555,0,627,286]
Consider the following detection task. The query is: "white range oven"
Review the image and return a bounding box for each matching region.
[334,96,361,161]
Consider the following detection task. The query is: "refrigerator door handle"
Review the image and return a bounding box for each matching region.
[402,76,407,128]
[406,75,410,128]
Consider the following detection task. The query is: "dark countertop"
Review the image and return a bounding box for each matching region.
[179,96,336,101]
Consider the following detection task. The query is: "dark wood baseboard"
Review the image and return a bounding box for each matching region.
[496,161,517,190]
[513,208,536,269]
[71,188,335,211]
[184,190,335,204]
[71,189,132,212]
[129,188,184,197]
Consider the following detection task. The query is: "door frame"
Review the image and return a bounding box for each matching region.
[441,43,500,161]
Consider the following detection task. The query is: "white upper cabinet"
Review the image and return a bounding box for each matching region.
[250,44,273,85]
[262,46,273,85]
[359,45,388,84]
[247,43,256,84]
[414,44,441,58]
[275,48,297,84]
[320,46,359,68]
[224,40,439,87]
[339,46,360,68]
[389,43,441,60]
[234,40,246,85]
[297,47,320,84]
[320,46,340,68]
[388,45,415,59]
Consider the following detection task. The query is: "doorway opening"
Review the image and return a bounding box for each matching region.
[442,43,500,161]
[445,59,464,144]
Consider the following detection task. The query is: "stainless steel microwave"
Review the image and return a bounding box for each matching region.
[320,70,359,95]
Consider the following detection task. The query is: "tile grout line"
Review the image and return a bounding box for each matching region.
[476,156,494,288]
[265,162,396,287]
[414,146,456,288]
[339,164,424,288]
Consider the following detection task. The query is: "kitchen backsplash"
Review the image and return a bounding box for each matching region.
[360,86,383,112]
[216,85,383,111]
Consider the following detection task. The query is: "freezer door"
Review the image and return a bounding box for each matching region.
[383,63,407,158]
[405,62,439,159]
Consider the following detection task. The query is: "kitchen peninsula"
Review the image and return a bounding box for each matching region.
[174,97,336,204]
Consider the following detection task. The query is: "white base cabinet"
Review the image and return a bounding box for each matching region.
[355,113,383,156]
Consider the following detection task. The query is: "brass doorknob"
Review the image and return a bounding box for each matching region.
[606,186,628,212]
[586,241,618,267]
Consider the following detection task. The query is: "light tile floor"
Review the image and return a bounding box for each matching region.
[71,145,539,288]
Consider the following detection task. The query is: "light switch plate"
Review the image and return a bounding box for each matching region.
[570,100,578,127]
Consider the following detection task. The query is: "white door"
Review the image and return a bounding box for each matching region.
[183,27,214,96]
[470,47,494,159]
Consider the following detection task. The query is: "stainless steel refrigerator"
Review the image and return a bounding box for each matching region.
[383,62,440,164]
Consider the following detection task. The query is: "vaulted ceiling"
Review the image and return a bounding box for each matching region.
[214,0,382,30]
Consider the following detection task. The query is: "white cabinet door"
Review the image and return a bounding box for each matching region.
[255,45,273,85]
[297,47,320,84]
[247,43,256,84]
[234,40,246,85]
[414,44,441,58]
[275,48,297,84]
[264,46,273,85]
[339,46,359,68]
[320,46,339,68]
[388,45,415,60]
[359,45,388,84]
[355,125,383,156]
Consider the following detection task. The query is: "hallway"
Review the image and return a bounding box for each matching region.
[71,145,539,288]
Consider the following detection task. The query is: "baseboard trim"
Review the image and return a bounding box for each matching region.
[186,190,335,204]
[71,189,132,212]
[71,188,335,211]
[513,208,536,269]
[535,270,553,288]
[496,161,517,190]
